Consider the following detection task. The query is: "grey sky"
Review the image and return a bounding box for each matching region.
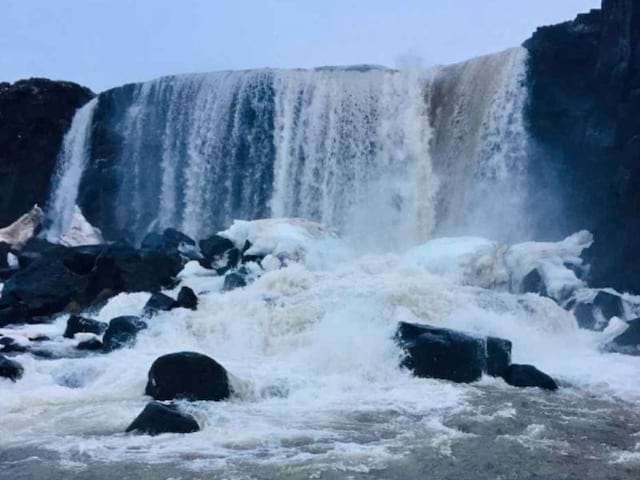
[1,0,600,93]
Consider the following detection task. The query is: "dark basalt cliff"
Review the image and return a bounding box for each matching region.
[0,79,94,226]
[525,0,640,293]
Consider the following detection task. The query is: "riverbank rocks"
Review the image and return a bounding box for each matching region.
[604,318,640,356]
[145,351,231,401]
[126,401,200,436]
[143,287,199,315]
[396,322,486,383]
[502,364,558,391]
[0,256,88,317]
[0,354,24,381]
[102,316,147,352]
[63,315,107,338]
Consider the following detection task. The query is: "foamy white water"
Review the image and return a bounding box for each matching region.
[2,224,640,475]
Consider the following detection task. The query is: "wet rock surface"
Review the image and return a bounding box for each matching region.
[145,351,231,401]
[0,79,94,227]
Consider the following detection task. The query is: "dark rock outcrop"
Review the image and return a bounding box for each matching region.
[63,315,107,339]
[0,354,24,381]
[396,322,486,383]
[145,351,231,401]
[502,364,559,391]
[0,79,94,226]
[102,316,147,352]
[176,286,198,310]
[525,0,640,293]
[126,402,200,436]
[143,292,178,315]
[0,304,30,328]
[0,257,89,317]
[0,238,185,325]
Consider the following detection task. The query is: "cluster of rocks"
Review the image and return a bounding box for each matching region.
[395,321,558,391]
[127,351,232,435]
[0,224,264,383]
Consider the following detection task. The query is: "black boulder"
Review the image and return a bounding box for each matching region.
[0,354,24,381]
[144,292,178,315]
[126,401,200,436]
[145,351,231,401]
[102,316,147,352]
[396,322,485,384]
[63,315,108,338]
[502,364,558,391]
[176,286,198,310]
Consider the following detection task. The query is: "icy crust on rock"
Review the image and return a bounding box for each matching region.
[220,218,351,269]
[58,206,103,246]
[403,231,593,299]
[505,230,593,300]
[0,205,44,248]
[0,204,102,248]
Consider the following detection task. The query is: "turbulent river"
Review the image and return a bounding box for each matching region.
[2,47,640,479]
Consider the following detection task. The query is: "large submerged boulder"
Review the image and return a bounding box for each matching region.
[502,364,558,391]
[396,322,486,384]
[145,351,231,401]
[126,401,200,436]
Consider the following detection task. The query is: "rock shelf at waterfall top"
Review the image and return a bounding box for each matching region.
[2,214,640,476]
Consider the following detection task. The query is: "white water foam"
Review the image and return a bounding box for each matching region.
[2,222,640,471]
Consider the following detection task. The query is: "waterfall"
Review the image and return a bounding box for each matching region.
[47,48,530,247]
[271,67,435,250]
[45,98,97,241]
[429,48,530,241]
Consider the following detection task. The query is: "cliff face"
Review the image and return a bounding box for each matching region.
[525,0,640,293]
[0,79,94,227]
